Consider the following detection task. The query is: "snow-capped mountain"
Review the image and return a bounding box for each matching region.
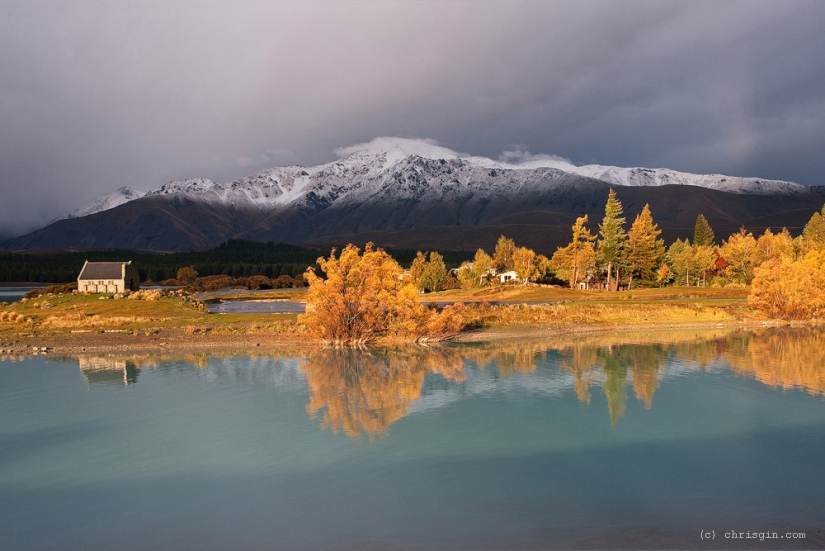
[5,137,823,252]
[56,186,148,221]
[65,137,808,218]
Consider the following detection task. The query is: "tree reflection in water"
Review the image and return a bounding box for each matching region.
[71,327,825,434]
[300,347,466,440]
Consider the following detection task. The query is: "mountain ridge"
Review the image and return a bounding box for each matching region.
[4,138,823,253]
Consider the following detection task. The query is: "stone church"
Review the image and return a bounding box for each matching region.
[77,261,140,294]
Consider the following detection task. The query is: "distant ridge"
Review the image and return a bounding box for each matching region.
[4,138,823,253]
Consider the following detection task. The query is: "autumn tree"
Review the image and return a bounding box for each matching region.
[627,204,664,286]
[803,204,825,250]
[419,251,448,292]
[472,248,494,286]
[513,246,539,283]
[300,243,463,345]
[597,189,628,290]
[493,235,516,273]
[719,228,758,284]
[755,228,795,265]
[693,214,716,247]
[176,266,198,285]
[665,239,692,286]
[749,251,825,319]
[409,251,427,290]
[692,245,717,287]
[551,215,596,289]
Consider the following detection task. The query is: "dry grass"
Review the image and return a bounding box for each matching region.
[460,301,739,329]
[431,284,751,304]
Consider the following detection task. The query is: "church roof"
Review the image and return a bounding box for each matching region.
[78,261,131,280]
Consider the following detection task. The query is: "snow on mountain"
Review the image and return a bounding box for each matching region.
[59,138,810,220]
[56,186,147,221]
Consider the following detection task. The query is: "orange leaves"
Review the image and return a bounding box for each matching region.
[300,243,464,344]
[748,251,825,320]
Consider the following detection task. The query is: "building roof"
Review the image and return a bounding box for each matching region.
[78,261,131,280]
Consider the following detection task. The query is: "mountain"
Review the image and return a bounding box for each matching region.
[54,186,148,221]
[4,138,824,253]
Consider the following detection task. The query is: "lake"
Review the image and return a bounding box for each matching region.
[1,328,824,549]
[0,286,42,304]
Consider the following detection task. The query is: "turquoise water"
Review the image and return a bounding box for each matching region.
[1,330,825,549]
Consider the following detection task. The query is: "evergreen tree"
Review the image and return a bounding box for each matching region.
[597,189,628,290]
[693,214,716,247]
[627,204,665,285]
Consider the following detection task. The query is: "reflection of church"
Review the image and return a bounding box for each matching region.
[78,356,139,386]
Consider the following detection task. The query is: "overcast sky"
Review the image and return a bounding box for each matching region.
[1,0,824,237]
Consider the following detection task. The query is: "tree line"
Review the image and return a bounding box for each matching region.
[0,239,471,284]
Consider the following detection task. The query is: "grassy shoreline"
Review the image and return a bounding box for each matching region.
[0,284,799,356]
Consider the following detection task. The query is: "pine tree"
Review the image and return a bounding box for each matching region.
[597,189,628,290]
[627,204,665,286]
[693,214,715,247]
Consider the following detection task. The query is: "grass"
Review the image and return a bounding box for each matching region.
[0,284,764,346]
[0,291,301,339]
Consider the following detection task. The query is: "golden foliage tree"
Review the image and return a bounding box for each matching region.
[513,246,539,283]
[300,243,464,344]
[803,204,825,250]
[719,228,758,284]
[627,204,665,285]
[551,215,596,288]
[748,251,825,320]
[493,235,516,273]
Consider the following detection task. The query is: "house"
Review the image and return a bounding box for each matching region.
[77,261,140,294]
[498,270,518,283]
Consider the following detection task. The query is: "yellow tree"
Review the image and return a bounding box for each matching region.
[300,243,463,344]
[719,228,758,284]
[748,251,825,320]
[551,216,596,288]
[803,204,825,250]
[756,228,795,265]
[513,246,539,283]
[409,251,427,290]
[471,248,494,286]
[493,235,516,273]
[627,204,664,286]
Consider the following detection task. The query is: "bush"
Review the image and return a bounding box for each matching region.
[23,282,77,300]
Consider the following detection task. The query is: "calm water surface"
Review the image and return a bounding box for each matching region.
[1,328,825,550]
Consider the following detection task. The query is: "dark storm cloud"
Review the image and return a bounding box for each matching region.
[1,0,823,236]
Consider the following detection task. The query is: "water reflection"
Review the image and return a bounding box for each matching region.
[64,327,825,434]
[300,347,466,439]
[79,356,140,386]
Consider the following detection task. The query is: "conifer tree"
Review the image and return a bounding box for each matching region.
[627,204,665,285]
[693,214,716,247]
[597,189,628,290]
